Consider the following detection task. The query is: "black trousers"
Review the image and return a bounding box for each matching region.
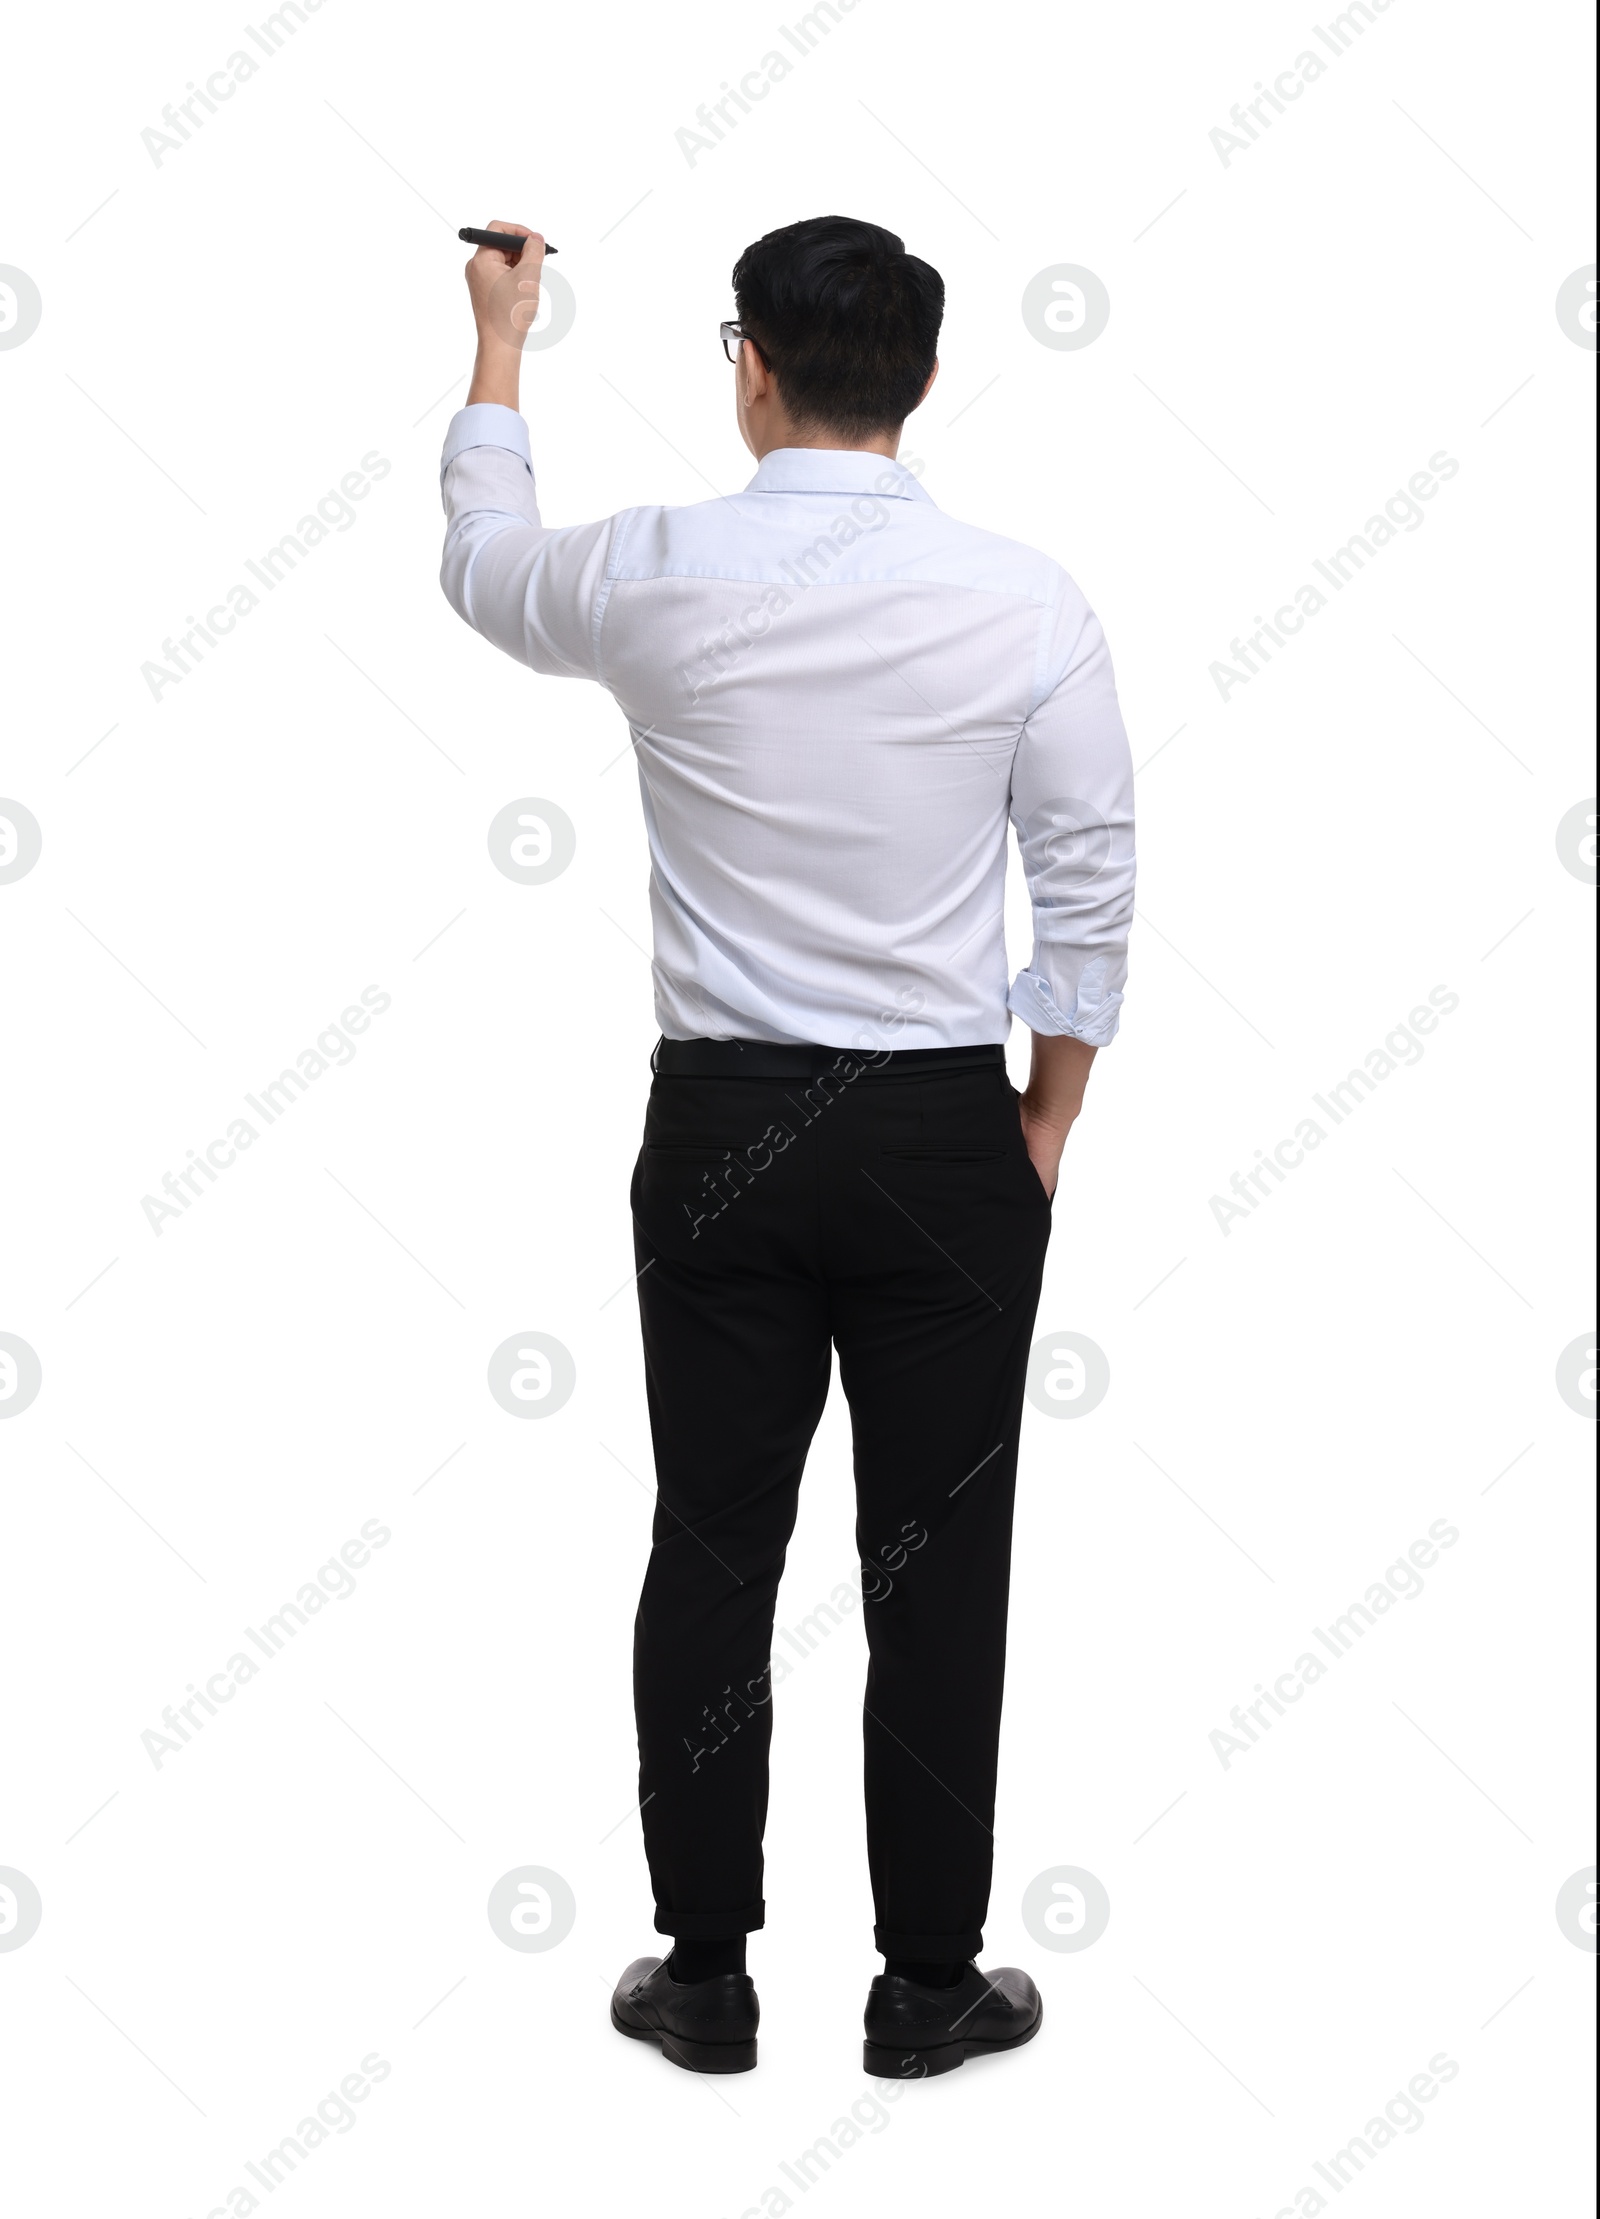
[629,1039,1052,1962]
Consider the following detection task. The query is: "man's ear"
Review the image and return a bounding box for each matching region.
[918,359,940,406]
[741,342,772,408]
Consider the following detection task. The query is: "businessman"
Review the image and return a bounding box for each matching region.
[441,215,1135,2076]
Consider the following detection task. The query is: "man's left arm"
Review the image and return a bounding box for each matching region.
[1008,580,1136,1194]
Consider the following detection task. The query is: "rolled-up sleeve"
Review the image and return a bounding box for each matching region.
[439,403,615,679]
[1006,576,1136,1046]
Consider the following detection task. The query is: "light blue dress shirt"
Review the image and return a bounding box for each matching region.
[441,405,1134,1049]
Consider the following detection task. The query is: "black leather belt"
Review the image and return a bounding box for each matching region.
[652,1037,1007,1080]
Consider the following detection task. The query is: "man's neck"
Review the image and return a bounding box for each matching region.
[747,425,900,462]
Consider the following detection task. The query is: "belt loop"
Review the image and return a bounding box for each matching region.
[650,1036,663,1074]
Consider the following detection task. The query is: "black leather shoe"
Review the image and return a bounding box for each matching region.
[863,1963,1042,2077]
[610,1954,759,2073]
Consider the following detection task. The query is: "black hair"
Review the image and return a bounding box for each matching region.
[731,215,943,439]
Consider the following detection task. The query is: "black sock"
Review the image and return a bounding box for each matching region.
[885,1958,965,1987]
[668,1937,746,1982]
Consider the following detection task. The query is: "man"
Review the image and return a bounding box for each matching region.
[441,214,1135,2077]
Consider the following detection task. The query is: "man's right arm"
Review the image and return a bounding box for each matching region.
[439,418,613,678]
[439,223,613,680]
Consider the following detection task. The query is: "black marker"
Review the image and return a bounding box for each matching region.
[459,228,557,255]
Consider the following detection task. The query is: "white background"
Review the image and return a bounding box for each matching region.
[1,0,1594,2213]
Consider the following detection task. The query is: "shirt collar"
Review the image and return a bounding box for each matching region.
[743,447,934,504]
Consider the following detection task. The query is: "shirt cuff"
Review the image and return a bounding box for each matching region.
[1007,962,1123,1046]
[441,403,531,480]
